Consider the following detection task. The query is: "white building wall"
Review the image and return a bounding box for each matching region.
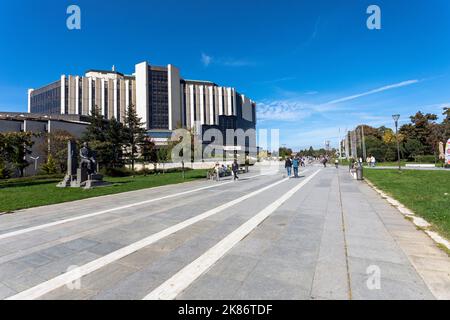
[227,87,233,116]
[209,86,214,124]
[218,87,224,115]
[75,76,80,115]
[199,85,205,125]
[189,84,195,128]
[168,64,181,130]
[135,62,149,129]
[60,75,66,114]
[88,77,93,114]
[27,89,34,113]
[113,79,118,119]
[101,79,106,116]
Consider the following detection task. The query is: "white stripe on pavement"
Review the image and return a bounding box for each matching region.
[143,169,321,300]
[0,173,270,242]
[5,173,293,300]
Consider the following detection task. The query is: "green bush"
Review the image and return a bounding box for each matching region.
[41,155,58,174]
[0,160,11,179]
[100,167,133,177]
[413,155,436,163]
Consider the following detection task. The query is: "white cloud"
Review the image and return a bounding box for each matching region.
[257,99,314,122]
[258,79,422,122]
[201,53,254,67]
[325,80,420,105]
[201,53,212,67]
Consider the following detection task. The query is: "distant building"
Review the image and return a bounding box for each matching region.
[0,112,89,176]
[28,61,257,159]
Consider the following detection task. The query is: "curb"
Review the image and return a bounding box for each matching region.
[365,179,450,253]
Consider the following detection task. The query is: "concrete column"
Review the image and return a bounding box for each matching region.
[168,64,181,130]
[28,89,34,113]
[135,62,149,129]
[75,76,80,115]
[199,85,205,125]
[227,87,233,115]
[190,85,195,128]
[60,75,66,114]
[209,86,214,124]
[101,79,106,116]
[113,79,118,119]
[219,87,224,115]
[88,77,93,114]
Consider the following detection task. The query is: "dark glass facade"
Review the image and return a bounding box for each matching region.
[30,80,61,114]
[148,68,169,129]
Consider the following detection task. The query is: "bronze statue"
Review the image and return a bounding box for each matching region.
[80,142,97,174]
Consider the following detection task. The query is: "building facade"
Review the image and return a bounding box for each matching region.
[28,61,257,159]
[0,112,89,177]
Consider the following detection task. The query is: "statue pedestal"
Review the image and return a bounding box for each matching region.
[57,175,74,188]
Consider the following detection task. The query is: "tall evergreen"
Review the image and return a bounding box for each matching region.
[123,104,147,172]
[82,106,126,169]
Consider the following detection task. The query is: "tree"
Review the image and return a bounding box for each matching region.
[40,130,76,173]
[140,137,157,174]
[1,132,35,177]
[123,104,147,172]
[105,117,126,168]
[41,154,58,174]
[404,139,425,160]
[81,106,126,169]
[443,107,450,139]
[279,147,293,159]
[157,146,171,174]
[400,112,438,155]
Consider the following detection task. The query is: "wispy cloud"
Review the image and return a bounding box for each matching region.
[257,79,423,124]
[257,99,315,122]
[257,77,297,85]
[325,80,420,105]
[201,53,212,67]
[201,53,255,67]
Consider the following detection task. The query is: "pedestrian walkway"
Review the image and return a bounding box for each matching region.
[0,166,449,300]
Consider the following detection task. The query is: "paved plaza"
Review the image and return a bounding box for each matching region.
[0,165,449,300]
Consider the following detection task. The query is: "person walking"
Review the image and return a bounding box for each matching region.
[322,156,328,168]
[285,157,292,178]
[232,159,240,181]
[370,155,376,167]
[214,162,221,182]
[292,157,300,178]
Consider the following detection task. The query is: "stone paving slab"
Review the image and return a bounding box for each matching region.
[1,167,449,300]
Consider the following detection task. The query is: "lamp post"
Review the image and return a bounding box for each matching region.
[392,114,401,171]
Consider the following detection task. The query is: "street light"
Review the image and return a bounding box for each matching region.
[392,114,401,171]
[30,156,40,171]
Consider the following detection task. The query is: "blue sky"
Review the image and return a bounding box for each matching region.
[1,0,450,150]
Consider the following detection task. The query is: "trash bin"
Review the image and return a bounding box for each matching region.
[356,163,364,180]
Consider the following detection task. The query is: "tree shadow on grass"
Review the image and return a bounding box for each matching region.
[0,180,61,189]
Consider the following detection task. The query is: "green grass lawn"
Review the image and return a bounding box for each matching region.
[365,169,450,239]
[0,170,207,213]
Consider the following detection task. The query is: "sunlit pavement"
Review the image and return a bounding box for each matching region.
[0,164,449,300]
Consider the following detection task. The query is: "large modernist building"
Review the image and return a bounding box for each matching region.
[28,62,257,155]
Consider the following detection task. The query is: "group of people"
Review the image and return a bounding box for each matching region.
[213,160,241,182]
[366,155,377,167]
[284,156,303,178]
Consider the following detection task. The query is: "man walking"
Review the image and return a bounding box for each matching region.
[214,162,221,182]
[292,157,300,178]
[232,159,240,181]
[285,157,293,178]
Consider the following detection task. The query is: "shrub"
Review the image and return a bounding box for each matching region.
[413,155,436,163]
[100,167,133,177]
[0,160,11,179]
[41,155,58,174]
